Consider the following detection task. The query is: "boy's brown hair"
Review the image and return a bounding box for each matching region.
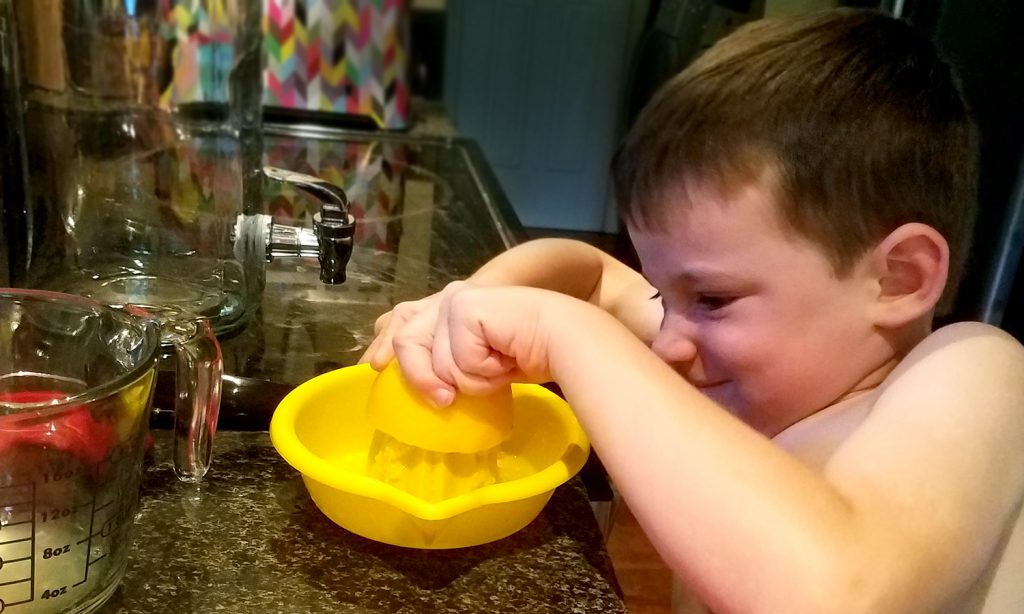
[612,8,978,312]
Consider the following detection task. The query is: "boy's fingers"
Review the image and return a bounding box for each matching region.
[359,318,395,368]
[437,287,521,394]
[372,310,393,334]
[361,300,426,368]
[464,350,516,379]
[359,334,393,369]
[429,305,457,388]
[391,296,457,407]
[446,365,518,396]
[393,342,455,408]
[358,310,393,366]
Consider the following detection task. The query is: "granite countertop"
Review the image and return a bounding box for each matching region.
[108,121,626,612]
[97,432,624,613]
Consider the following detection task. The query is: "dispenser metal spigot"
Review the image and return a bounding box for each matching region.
[261,166,356,284]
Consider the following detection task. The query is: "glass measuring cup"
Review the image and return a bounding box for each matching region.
[0,289,215,613]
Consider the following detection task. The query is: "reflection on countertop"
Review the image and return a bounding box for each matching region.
[219,123,526,390]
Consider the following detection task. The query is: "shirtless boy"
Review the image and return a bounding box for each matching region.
[362,9,1024,613]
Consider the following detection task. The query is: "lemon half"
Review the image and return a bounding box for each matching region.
[366,361,514,453]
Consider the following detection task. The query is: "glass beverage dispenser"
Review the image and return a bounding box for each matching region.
[0,0,356,336]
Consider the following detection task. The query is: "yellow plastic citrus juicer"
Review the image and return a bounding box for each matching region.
[270,362,590,549]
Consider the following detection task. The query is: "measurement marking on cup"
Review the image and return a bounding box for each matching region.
[2,465,132,606]
[0,522,32,530]
[0,554,32,566]
[0,577,31,587]
[71,489,100,589]
[1,440,143,611]
[0,482,37,607]
[72,471,126,588]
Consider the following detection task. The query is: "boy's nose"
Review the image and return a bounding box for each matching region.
[650,315,699,367]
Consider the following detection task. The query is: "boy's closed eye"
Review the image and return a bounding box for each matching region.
[649,290,736,311]
[695,294,737,311]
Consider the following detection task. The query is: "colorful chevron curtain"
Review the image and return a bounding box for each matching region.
[159,0,239,108]
[264,0,411,129]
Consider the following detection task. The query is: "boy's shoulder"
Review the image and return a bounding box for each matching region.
[887,320,1024,398]
[913,319,1024,354]
[834,321,1024,612]
[778,320,1024,469]
[863,320,1024,446]
[778,321,1024,612]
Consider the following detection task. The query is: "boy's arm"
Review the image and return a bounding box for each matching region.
[471,238,660,342]
[361,238,660,368]
[395,287,1024,614]
[470,239,652,319]
[549,315,1024,614]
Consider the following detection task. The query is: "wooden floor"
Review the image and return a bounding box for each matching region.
[606,501,674,614]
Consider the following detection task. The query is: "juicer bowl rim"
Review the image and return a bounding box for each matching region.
[0,288,161,416]
[270,363,591,522]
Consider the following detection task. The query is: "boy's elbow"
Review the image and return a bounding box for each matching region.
[782,549,955,614]
[682,542,955,614]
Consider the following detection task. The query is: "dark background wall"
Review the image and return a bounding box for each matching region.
[908,0,1024,337]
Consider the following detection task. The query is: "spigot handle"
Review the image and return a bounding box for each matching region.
[263,167,350,215]
[263,166,356,284]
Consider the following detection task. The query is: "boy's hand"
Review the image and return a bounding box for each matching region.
[386,282,569,407]
[359,289,449,370]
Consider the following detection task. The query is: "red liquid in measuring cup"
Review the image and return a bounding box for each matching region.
[0,390,117,465]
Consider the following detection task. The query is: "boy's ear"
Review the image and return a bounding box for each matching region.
[866,223,949,329]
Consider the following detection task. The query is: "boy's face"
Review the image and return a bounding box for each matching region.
[629,184,889,436]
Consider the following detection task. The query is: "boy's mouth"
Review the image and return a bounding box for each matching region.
[694,382,734,410]
[688,380,729,395]
[690,379,728,391]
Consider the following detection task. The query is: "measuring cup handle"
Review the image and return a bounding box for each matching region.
[171,318,223,482]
